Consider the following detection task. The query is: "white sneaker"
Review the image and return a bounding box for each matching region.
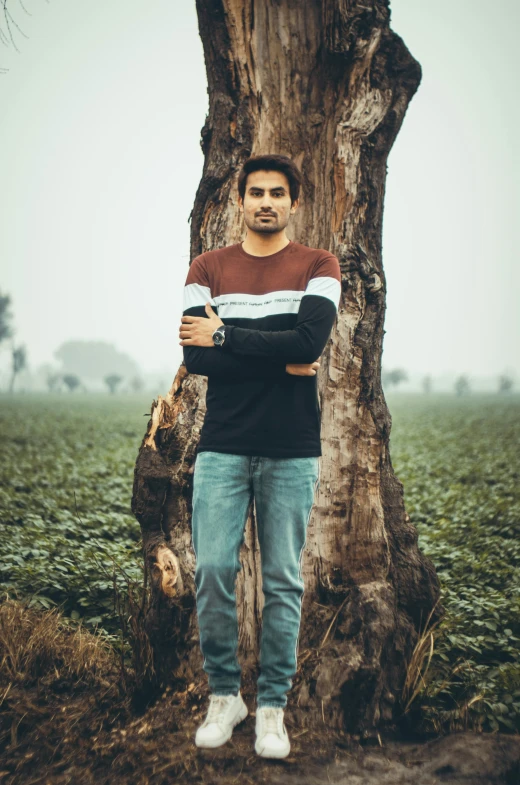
[254,706,291,759]
[195,692,248,749]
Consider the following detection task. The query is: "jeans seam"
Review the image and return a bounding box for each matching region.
[287,465,319,696]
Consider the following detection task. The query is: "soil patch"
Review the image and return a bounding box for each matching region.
[1,599,518,784]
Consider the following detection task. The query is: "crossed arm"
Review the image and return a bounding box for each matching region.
[180,253,341,381]
[180,296,336,380]
[219,295,338,364]
[180,304,320,381]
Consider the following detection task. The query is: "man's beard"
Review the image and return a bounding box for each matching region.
[246,214,287,234]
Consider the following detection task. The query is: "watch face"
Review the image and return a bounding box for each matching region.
[213,328,225,345]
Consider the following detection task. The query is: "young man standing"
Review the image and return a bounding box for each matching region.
[179,154,341,759]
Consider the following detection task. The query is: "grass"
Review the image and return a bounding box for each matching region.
[0,390,519,734]
[387,392,520,733]
[0,393,148,642]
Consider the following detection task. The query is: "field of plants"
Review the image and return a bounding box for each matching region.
[0,391,519,735]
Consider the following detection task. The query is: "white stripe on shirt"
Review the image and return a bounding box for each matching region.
[183,276,340,318]
[304,276,341,308]
[183,283,215,311]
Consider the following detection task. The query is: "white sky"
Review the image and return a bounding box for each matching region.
[0,0,518,381]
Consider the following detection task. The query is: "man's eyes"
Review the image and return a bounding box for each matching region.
[251,191,284,196]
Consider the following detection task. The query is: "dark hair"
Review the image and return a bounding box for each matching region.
[237,154,302,205]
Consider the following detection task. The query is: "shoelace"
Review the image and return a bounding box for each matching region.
[260,708,282,736]
[205,694,233,724]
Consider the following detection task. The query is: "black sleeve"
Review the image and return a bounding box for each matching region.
[181,306,289,381]
[221,296,339,364]
[183,347,288,381]
[182,346,288,381]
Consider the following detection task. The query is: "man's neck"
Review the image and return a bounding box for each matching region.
[241,231,291,257]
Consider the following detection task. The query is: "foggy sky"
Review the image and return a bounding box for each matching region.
[1,0,518,384]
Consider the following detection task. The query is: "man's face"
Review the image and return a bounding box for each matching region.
[238,169,298,234]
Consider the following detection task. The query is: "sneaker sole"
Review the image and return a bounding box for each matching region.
[255,739,291,759]
[195,701,248,749]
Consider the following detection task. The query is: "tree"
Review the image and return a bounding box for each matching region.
[0,291,13,346]
[422,374,433,394]
[9,344,27,393]
[454,374,470,396]
[129,375,145,393]
[498,374,514,393]
[1,290,28,393]
[104,373,123,394]
[46,372,63,393]
[62,374,81,393]
[131,0,441,736]
[54,341,140,383]
[382,367,409,389]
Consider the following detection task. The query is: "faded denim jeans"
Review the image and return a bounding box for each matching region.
[191,451,320,708]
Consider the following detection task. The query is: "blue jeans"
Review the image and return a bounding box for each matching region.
[191,451,320,708]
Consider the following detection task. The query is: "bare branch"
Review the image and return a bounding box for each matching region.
[17,0,32,17]
[1,0,49,72]
[4,1,31,51]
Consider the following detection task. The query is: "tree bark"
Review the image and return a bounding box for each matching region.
[131,0,442,735]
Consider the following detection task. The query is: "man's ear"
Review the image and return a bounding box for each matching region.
[238,195,243,213]
[290,198,299,214]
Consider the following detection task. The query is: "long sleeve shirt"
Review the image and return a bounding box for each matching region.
[182,240,341,457]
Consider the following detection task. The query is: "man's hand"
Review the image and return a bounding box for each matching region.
[286,360,321,376]
[179,303,224,347]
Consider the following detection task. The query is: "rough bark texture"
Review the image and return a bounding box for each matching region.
[131,0,442,734]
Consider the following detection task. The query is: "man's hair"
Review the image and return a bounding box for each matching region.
[237,154,303,205]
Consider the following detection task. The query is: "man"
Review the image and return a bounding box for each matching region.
[179,154,341,759]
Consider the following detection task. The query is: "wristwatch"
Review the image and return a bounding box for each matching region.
[212,325,227,347]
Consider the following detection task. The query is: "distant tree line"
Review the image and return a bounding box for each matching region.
[382,366,516,395]
[50,371,145,395]
[0,289,147,394]
[1,287,517,395]
[0,290,27,392]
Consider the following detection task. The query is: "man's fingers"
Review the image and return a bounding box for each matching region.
[286,361,321,376]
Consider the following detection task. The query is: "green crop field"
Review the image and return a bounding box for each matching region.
[0,392,519,734]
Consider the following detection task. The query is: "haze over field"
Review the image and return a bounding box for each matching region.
[0,0,518,391]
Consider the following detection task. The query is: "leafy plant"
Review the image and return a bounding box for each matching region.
[389,392,520,733]
[1,392,519,734]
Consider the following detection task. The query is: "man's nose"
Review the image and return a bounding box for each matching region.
[259,195,273,210]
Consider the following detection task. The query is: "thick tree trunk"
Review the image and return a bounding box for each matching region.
[131,0,442,734]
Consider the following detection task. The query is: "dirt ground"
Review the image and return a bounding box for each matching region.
[2,677,519,785]
[1,600,519,785]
